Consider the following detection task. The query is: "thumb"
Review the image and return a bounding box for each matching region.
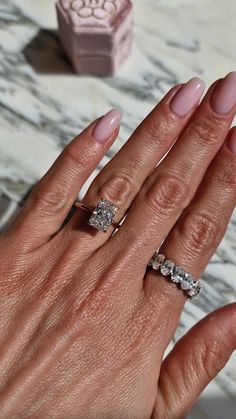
[153,303,236,419]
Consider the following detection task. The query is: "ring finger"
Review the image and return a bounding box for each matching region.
[144,127,236,352]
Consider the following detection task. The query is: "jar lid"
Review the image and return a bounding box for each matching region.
[59,0,132,29]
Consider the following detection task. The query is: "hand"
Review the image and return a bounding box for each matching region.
[1,73,236,419]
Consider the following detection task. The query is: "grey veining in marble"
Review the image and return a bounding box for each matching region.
[0,0,236,418]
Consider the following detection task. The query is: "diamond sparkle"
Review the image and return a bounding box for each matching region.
[160,260,175,276]
[88,198,118,232]
[171,266,186,284]
[187,281,202,299]
[148,253,165,270]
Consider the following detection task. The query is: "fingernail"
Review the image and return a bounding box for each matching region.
[211,72,236,115]
[170,77,205,117]
[92,109,122,142]
[227,129,236,154]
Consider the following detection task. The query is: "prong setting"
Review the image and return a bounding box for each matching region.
[148,253,202,300]
[88,198,118,232]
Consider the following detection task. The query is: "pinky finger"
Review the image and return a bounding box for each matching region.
[153,303,236,419]
[10,109,122,249]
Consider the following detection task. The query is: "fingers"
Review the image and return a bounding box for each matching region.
[11,109,122,249]
[65,79,205,248]
[153,303,236,419]
[145,127,236,309]
[110,73,236,273]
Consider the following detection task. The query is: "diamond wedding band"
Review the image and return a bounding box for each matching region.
[148,252,203,299]
[75,198,120,232]
[76,200,203,299]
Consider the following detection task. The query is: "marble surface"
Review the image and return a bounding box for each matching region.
[0,0,236,417]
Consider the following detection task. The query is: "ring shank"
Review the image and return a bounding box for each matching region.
[75,202,94,213]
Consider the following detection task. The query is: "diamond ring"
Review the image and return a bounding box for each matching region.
[148,252,203,300]
[75,198,120,232]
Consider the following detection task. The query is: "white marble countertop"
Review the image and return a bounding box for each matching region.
[0,0,236,417]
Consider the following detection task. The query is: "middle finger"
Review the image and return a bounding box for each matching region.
[65,78,205,248]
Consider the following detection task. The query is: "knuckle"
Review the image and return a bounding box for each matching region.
[214,159,236,190]
[200,339,230,382]
[189,117,225,147]
[140,115,172,147]
[145,174,190,216]
[64,142,93,171]
[30,183,69,215]
[97,172,139,207]
[141,120,162,144]
[179,210,220,254]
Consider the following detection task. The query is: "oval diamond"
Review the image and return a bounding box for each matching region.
[180,273,194,290]
[160,260,175,276]
[171,266,186,284]
[149,253,165,270]
[188,281,202,299]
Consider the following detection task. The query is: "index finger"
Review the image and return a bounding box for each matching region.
[10,109,122,249]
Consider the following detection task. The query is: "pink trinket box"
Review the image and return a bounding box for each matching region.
[56,0,133,76]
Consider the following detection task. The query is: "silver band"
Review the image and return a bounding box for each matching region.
[148,252,203,300]
[75,198,120,232]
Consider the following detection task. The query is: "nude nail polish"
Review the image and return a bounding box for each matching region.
[92,109,122,142]
[170,77,205,117]
[227,129,236,154]
[211,72,236,115]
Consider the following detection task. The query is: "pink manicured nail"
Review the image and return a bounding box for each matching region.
[211,72,236,115]
[92,109,122,142]
[170,77,205,117]
[227,129,236,154]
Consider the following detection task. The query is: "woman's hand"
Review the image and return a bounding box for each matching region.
[1,73,236,419]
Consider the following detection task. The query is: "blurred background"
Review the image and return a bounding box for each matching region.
[0,1,236,417]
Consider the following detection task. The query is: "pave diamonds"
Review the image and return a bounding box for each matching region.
[147,252,203,300]
[148,253,165,270]
[160,260,175,276]
[88,198,118,232]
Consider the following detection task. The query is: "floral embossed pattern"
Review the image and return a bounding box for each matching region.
[60,0,119,20]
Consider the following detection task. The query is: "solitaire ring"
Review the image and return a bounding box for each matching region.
[75,198,120,232]
[148,252,203,300]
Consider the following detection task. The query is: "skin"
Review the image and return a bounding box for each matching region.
[0,78,236,418]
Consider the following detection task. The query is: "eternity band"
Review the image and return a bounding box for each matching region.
[148,252,203,300]
[75,198,120,232]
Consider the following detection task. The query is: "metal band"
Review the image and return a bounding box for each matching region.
[148,252,203,300]
[75,202,94,213]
